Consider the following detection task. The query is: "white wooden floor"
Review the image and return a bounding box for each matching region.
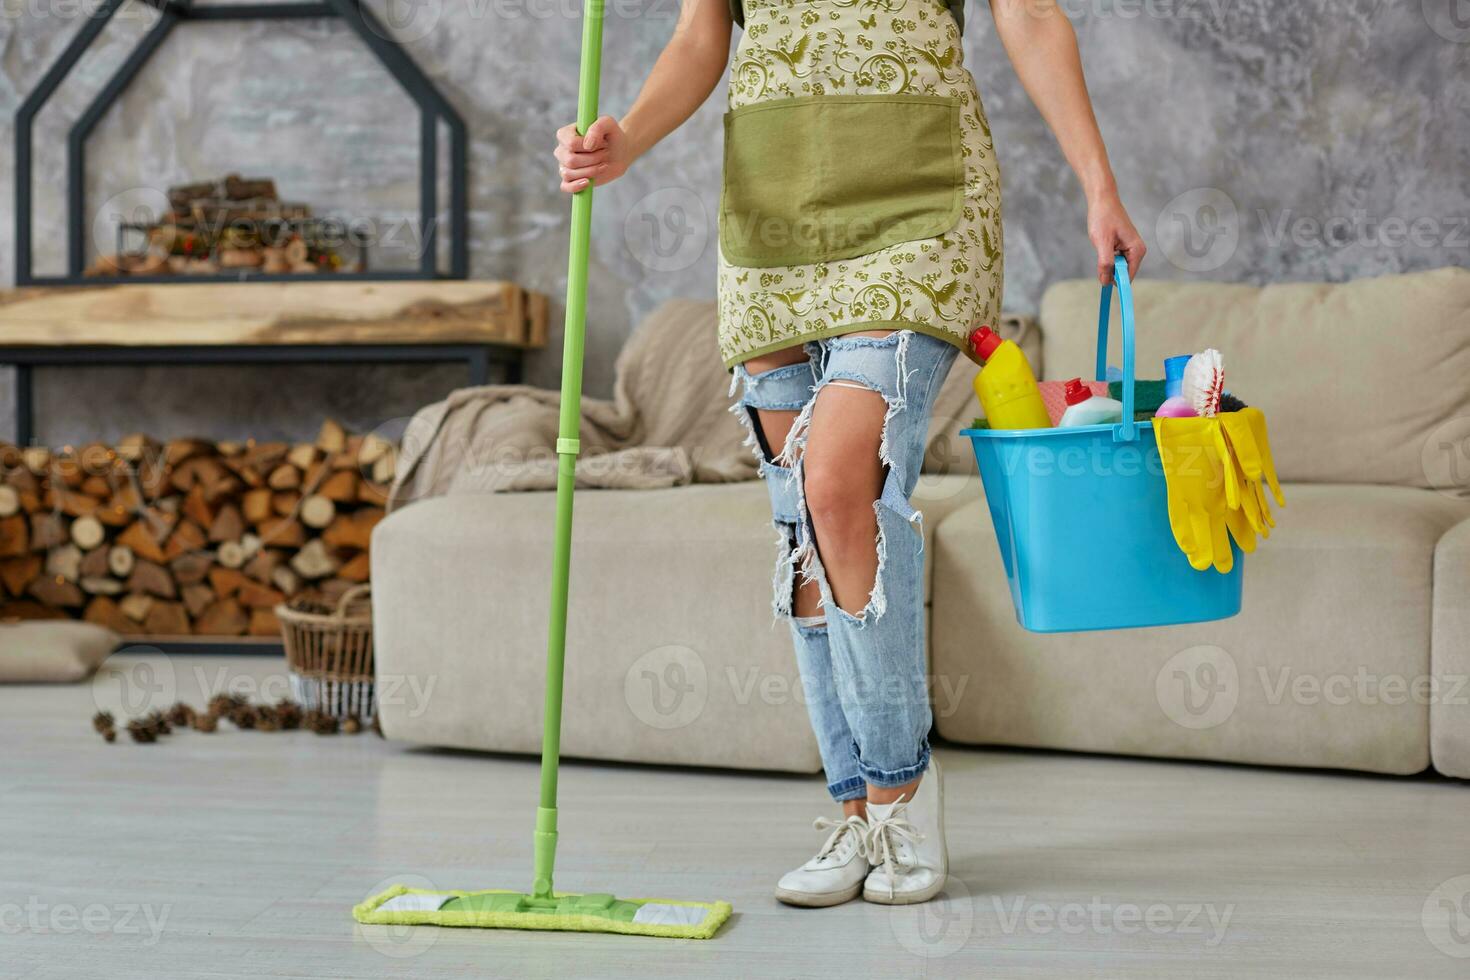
[3,654,1468,979]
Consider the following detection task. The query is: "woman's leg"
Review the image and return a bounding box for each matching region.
[781,330,958,807]
[738,345,881,908]
[740,347,824,621]
[798,375,920,808]
[782,329,958,905]
[733,346,866,816]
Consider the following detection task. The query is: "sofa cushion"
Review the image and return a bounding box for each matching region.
[373,483,818,772]
[1038,267,1470,490]
[1431,517,1470,779]
[372,476,982,773]
[0,620,118,684]
[913,473,984,553]
[930,483,1470,775]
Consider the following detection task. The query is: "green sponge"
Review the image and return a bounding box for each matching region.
[1110,379,1168,414]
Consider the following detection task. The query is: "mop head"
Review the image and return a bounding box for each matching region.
[354,885,732,940]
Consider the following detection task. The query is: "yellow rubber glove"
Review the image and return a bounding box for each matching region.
[1223,449,1261,552]
[1220,412,1268,537]
[1220,408,1285,531]
[1211,418,1259,554]
[1155,417,1234,573]
[1215,417,1242,512]
[1240,406,1284,507]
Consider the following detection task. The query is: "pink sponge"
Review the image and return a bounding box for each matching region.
[1037,380,1108,426]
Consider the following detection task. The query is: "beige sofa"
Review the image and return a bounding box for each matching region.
[373,267,1470,779]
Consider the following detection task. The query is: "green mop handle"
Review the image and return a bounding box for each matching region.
[533,0,604,903]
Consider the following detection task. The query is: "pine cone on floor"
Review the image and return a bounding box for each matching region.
[102,728,117,743]
[92,711,114,734]
[276,702,303,730]
[126,721,156,744]
[306,712,339,735]
[341,716,362,735]
[192,713,219,733]
[166,702,195,727]
[209,693,247,717]
[229,705,258,730]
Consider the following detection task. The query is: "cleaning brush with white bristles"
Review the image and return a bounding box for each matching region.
[1182,349,1225,417]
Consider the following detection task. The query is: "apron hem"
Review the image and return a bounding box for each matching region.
[723,319,980,370]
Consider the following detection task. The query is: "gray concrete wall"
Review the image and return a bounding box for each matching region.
[2,0,1467,445]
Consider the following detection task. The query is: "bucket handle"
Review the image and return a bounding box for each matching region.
[1094,254,1138,443]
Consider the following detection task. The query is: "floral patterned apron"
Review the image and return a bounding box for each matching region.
[717,0,1004,367]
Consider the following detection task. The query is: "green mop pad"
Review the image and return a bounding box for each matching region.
[352,0,731,939]
[354,887,731,940]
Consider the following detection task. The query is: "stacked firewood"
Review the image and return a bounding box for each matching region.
[0,420,395,638]
[85,173,349,277]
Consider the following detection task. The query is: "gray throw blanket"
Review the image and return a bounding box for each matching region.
[389,300,758,511]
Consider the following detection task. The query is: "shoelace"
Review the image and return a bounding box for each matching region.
[864,800,926,898]
[811,815,869,864]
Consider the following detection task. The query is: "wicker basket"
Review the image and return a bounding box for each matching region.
[275,584,376,722]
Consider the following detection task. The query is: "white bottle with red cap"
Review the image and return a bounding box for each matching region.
[1057,377,1124,428]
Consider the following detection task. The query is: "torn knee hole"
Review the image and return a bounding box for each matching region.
[800,487,890,624]
[807,440,909,626]
[774,521,824,621]
[792,567,824,620]
[745,407,780,463]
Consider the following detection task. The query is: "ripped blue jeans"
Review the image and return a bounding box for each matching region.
[732,330,959,801]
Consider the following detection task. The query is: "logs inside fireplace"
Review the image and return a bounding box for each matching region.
[87,173,362,278]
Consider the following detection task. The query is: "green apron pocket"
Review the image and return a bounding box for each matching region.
[720,94,964,268]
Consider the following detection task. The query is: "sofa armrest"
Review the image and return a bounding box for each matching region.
[1431,515,1470,778]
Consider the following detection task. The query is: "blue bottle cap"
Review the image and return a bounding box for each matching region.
[1163,354,1191,398]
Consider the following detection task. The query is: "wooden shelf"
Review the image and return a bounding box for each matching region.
[0,280,549,350]
[0,280,548,444]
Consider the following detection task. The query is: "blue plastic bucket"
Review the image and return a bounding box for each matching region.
[960,258,1242,633]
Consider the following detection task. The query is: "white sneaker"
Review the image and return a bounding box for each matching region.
[775,814,873,907]
[862,758,948,905]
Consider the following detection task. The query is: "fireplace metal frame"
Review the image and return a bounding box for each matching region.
[13,0,470,285]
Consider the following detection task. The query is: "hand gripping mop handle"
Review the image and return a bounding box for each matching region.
[534,0,605,902]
